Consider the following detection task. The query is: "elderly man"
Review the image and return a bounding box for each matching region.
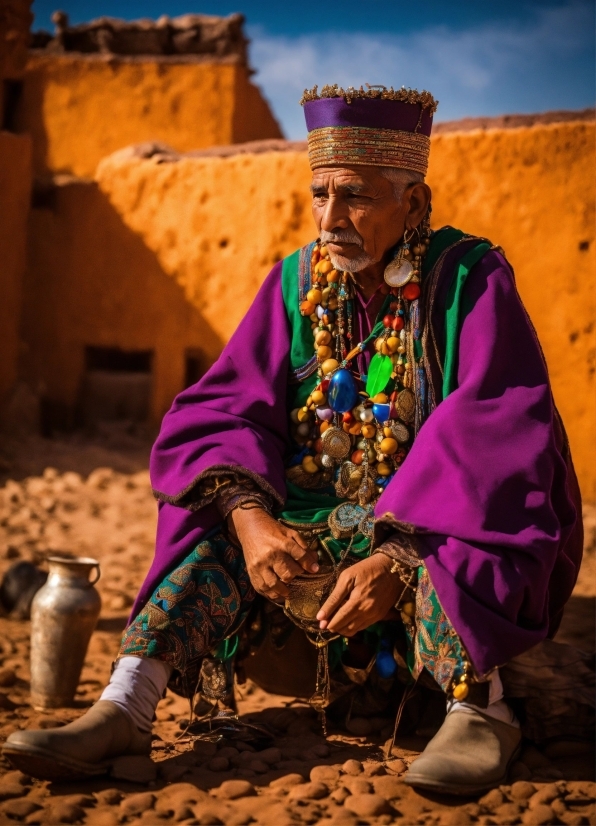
[4,84,582,794]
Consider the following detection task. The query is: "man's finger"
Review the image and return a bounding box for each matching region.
[273,556,303,583]
[261,569,290,598]
[317,574,353,627]
[286,540,320,573]
[286,529,310,549]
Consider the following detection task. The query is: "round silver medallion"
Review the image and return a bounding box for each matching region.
[384,257,414,288]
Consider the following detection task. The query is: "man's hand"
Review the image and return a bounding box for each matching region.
[231,508,320,601]
[316,554,403,636]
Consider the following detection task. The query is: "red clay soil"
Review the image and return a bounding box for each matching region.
[0,436,593,826]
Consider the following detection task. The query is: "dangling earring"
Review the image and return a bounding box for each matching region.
[384,228,415,288]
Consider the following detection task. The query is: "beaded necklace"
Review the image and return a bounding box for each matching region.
[290,236,429,518]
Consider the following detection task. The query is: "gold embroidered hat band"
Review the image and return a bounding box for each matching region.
[300,84,438,175]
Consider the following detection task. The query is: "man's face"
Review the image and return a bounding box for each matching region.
[310,166,406,272]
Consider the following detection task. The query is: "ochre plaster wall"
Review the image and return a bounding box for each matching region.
[0,132,31,404]
[21,177,224,425]
[23,120,595,498]
[17,53,283,177]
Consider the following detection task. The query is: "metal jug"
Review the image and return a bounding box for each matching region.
[30,556,101,709]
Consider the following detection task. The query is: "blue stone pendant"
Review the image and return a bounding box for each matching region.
[372,403,391,422]
[328,368,359,414]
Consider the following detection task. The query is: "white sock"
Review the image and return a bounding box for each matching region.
[100,656,172,733]
[448,668,520,728]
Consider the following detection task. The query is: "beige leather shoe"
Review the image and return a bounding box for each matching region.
[2,700,152,781]
[404,706,521,796]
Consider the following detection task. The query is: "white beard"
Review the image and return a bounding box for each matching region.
[329,250,378,272]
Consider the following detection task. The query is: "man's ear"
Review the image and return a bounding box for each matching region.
[406,182,432,229]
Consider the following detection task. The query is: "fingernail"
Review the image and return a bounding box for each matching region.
[311,563,319,572]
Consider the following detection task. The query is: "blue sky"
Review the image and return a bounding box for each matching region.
[32,0,595,139]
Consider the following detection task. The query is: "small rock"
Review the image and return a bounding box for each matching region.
[363,762,385,776]
[441,811,473,826]
[288,781,329,800]
[385,759,407,775]
[310,765,340,786]
[550,798,567,817]
[0,692,17,710]
[269,774,305,790]
[331,787,350,804]
[247,759,269,774]
[342,777,372,795]
[207,757,230,773]
[46,802,86,824]
[0,798,41,819]
[479,788,506,809]
[522,804,555,825]
[342,759,363,776]
[193,740,218,758]
[529,785,562,807]
[373,775,405,799]
[62,795,95,809]
[94,789,123,806]
[173,804,195,821]
[560,814,588,826]
[344,793,391,817]
[195,812,223,825]
[0,772,31,787]
[216,780,256,800]
[158,762,189,783]
[511,781,537,801]
[111,755,157,784]
[0,668,16,687]
[310,743,330,758]
[345,717,373,736]
[120,792,157,815]
[217,747,239,760]
[0,785,27,802]
[257,747,282,766]
[495,802,523,819]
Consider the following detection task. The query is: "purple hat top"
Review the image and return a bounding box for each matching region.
[300,84,438,174]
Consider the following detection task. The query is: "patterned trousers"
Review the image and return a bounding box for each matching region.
[120,530,467,698]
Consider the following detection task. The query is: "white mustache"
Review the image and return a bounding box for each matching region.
[320,229,364,247]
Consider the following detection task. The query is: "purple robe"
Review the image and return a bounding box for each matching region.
[135,244,581,677]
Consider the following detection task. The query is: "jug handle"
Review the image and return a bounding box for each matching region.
[88,563,101,587]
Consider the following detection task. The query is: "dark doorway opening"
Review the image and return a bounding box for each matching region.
[82,346,153,424]
[2,80,23,132]
[184,348,208,389]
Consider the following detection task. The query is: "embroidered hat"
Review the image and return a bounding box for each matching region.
[301,84,438,175]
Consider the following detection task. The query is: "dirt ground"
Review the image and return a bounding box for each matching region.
[0,434,593,826]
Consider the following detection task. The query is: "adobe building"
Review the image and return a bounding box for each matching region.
[0,0,33,415]
[1,5,594,503]
[16,11,283,177]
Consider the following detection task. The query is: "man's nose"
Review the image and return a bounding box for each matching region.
[320,195,349,233]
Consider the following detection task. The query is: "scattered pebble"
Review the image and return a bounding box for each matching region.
[342,777,372,795]
[0,668,16,687]
[480,788,506,809]
[207,756,230,773]
[522,803,556,825]
[373,775,405,800]
[0,797,42,819]
[342,759,363,776]
[119,792,157,816]
[46,802,86,824]
[510,781,537,801]
[268,773,305,790]
[344,792,391,817]
[385,758,407,775]
[215,780,256,800]
[287,781,329,800]
[310,765,340,785]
